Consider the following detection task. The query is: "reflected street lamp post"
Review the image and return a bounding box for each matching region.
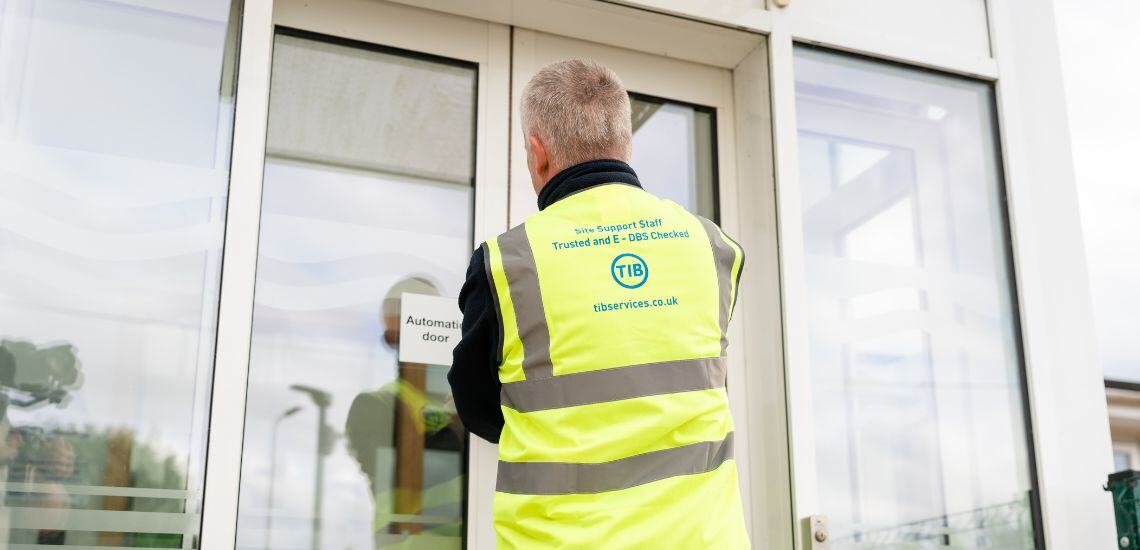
[291,385,333,550]
[266,405,302,550]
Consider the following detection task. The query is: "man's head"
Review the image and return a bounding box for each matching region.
[380,276,440,349]
[521,59,632,194]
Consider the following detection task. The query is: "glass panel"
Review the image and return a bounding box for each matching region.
[0,0,239,546]
[794,47,1038,548]
[235,31,474,550]
[629,93,717,220]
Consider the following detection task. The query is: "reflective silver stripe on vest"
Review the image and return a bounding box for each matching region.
[496,432,735,495]
[697,217,736,355]
[482,243,505,365]
[497,225,553,379]
[501,356,726,413]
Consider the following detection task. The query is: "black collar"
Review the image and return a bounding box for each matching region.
[537,159,641,211]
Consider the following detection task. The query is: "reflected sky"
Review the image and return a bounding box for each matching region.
[0,0,237,546]
[236,161,472,550]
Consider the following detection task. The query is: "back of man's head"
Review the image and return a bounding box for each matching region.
[521,59,632,170]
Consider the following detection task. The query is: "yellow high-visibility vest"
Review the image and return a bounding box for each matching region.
[483,183,748,549]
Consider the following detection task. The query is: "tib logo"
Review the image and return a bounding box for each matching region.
[610,253,649,289]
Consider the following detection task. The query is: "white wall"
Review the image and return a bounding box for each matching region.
[620,0,992,76]
[781,0,989,62]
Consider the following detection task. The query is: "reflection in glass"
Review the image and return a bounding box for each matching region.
[794,47,1038,548]
[235,31,474,550]
[629,93,717,220]
[0,0,239,546]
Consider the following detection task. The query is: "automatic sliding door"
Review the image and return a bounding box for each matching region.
[234,30,477,550]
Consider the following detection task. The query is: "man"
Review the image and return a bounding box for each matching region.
[345,277,465,548]
[448,60,749,548]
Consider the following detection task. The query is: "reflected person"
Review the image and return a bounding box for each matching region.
[345,277,464,549]
[0,397,22,543]
[29,435,75,545]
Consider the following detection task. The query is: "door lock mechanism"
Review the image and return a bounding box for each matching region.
[805,515,829,550]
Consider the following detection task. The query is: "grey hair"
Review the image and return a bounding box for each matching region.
[521,59,632,169]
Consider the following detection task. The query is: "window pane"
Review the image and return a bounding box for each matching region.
[0,0,239,546]
[794,47,1037,548]
[235,31,474,550]
[630,93,717,220]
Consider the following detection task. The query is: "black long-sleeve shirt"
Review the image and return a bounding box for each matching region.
[447,159,642,443]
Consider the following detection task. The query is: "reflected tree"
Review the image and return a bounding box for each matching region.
[0,339,82,409]
[0,339,189,548]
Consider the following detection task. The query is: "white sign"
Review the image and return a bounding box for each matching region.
[398,292,462,365]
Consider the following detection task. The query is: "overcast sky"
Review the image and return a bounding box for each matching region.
[1054,0,1140,381]
[1048,0,1140,381]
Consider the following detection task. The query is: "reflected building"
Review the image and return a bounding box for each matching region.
[794,47,1038,547]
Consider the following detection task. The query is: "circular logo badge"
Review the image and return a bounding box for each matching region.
[610,253,649,289]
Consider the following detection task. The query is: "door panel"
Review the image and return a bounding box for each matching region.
[239,30,474,550]
[232,2,510,549]
[788,45,1038,549]
[503,29,757,548]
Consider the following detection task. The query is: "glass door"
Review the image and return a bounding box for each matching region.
[231,1,510,548]
[784,46,1040,548]
[501,27,772,549]
[0,0,240,547]
[211,5,768,548]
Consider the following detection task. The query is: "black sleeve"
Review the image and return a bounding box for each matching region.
[447,245,505,443]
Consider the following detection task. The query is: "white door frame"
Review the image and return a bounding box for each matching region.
[199,0,274,545]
